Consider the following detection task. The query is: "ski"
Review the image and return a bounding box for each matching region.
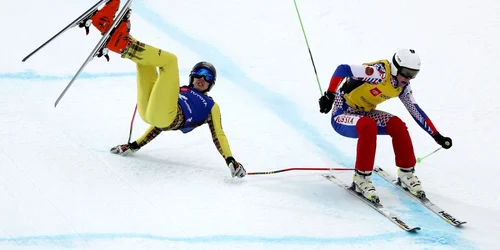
[22,0,110,62]
[53,0,134,107]
[323,174,421,232]
[373,166,466,227]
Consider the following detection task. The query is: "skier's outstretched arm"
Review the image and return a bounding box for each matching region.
[110,125,162,155]
[399,85,452,149]
[207,103,246,178]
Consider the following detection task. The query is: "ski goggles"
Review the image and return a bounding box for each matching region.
[398,67,419,79]
[191,68,215,83]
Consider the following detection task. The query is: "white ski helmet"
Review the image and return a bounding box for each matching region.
[390,49,421,78]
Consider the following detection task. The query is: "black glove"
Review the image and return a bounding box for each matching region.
[432,133,452,149]
[226,157,247,178]
[319,91,336,113]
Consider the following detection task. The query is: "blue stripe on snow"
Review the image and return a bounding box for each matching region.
[0,70,136,80]
[0,230,471,247]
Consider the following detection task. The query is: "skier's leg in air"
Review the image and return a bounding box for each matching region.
[90,0,180,128]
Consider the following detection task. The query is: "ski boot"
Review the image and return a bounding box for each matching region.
[398,167,426,199]
[104,14,131,55]
[77,0,121,35]
[352,170,380,204]
[95,8,132,61]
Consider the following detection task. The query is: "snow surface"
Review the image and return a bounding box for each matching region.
[1,0,499,249]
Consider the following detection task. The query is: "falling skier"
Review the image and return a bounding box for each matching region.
[318,49,452,203]
[89,0,247,178]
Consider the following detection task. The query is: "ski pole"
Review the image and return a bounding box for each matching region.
[248,167,354,175]
[127,104,138,144]
[416,147,442,163]
[292,0,323,95]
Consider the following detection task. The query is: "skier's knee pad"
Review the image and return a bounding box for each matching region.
[356,116,377,137]
[386,116,408,136]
